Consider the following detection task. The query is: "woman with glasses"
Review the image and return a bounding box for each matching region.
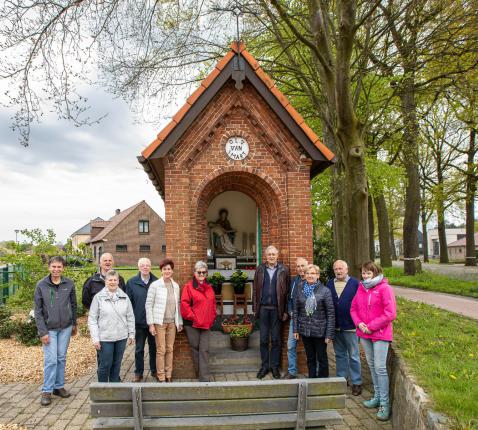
[293,264,335,378]
[180,261,216,382]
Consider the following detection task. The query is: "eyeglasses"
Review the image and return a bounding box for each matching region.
[196,271,207,275]
[306,272,319,275]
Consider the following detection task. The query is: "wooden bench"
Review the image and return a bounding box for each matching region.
[90,377,346,429]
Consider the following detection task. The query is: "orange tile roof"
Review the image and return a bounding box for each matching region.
[142,42,334,162]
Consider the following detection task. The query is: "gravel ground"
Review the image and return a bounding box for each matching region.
[0,318,96,384]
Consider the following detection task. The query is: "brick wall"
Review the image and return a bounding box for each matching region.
[103,202,166,266]
[161,79,313,377]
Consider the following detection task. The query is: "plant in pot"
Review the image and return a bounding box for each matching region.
[207,272,226,295]
[229,269,248,294]
[229,325,250,351]
[221,315,253,334]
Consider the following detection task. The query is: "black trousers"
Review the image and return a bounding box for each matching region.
[302,336,329,378]
[259,307,282,369]
[135,326,157,376]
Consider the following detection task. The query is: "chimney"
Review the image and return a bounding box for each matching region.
[115,209,121,216]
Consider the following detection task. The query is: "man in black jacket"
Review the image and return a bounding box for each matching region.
[34,256,77,406]
[82,253,125,309]
[253,245,290,379]
[125,257,158,382]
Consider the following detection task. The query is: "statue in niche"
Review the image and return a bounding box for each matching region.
[208,208,240,255]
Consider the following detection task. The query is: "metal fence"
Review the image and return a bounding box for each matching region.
[0,265,18,305]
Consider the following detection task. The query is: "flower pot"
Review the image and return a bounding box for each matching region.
[230,336,249,351]
[233,283,245,294]
[212,282,223,295]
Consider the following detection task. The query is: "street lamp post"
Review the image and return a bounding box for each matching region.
[14,229,19,244]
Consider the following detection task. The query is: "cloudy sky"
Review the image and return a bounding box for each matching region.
[0,86,179,244]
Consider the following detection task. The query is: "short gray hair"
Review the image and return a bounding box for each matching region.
[265,245,279,255]
[333,260,348,269]
[105,269,119,280]
[194,261,208,272]
[138,257,151,267]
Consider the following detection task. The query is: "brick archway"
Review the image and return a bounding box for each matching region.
[191,168,287,263]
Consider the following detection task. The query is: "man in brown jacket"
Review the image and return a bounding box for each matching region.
[253,245,290,379]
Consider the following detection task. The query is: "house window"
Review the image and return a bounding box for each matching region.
[139,220,149,234]
[139,244,151,253]
[162,245,166,253]
[116,244,128,253]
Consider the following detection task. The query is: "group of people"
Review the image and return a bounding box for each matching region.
[33,246,396,421]
[253,246,396,422]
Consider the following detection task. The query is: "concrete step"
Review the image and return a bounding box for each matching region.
[209,348,261,366]
[210,363,260,374]
[209,330,260,350]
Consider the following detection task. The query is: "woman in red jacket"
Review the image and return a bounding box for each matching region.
[180,260,216,382]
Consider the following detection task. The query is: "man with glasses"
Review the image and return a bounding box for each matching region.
[283,257,308,379]
[326,260,362,395]
[253,245,290,379]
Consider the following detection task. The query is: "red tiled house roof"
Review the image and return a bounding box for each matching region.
[138,42,335,197]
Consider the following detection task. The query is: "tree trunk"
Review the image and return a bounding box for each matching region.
[465,128,477,266]
[389,217,397,260]
[368,195,375,260]
[421,208,429,263]
[436,203,449,263]
[400,75,421,275]
[374,193,392,267]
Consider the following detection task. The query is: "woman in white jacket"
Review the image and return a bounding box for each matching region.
[146,258,183,382]
[88,270,135,382]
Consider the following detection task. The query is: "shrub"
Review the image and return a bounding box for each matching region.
[0,320,15,339]
[15,318,41,346]
[78,322,90,337]
[0,306,12,323]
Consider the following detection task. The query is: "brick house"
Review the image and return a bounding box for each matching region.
[138,42,334,377]
[86,200,166,266]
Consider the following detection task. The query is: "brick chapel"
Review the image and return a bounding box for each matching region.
[138,42,335,377]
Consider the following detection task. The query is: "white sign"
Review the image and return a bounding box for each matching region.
[225,136,249,160]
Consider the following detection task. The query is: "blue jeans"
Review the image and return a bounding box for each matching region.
[287,321,297,375]
[42,326,72,393]
[333,330,362,385]
[135,326,157,377]
[97,339,127,382]
[360,338,390,405]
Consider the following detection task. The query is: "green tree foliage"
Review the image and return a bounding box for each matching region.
[0,228,95,312]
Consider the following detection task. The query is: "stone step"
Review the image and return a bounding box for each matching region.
[210,363,261,374]
[209,348,261,366]
[209,331,260,350]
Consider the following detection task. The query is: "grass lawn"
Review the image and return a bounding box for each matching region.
[115,266,162,281]
[395,297,478,429]
[383,267,478,299]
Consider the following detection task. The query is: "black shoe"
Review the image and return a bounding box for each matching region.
[283,372,297,379]
[272,368,281,379]
[256,368,269,379]
[352,384,362,396]
[52,388,71,398]
[40,392,51,406]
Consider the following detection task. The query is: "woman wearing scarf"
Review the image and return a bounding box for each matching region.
[180,261,216,382]
[293,264,335,378]
[351,261,396,422]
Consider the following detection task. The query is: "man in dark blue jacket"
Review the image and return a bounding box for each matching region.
[326,260,362,395]
[283,257,308,379]
[125,257,158,382]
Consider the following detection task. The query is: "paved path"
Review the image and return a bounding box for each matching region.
[392,260,478,281]
[0,342,392,430]
[393,285,478,320]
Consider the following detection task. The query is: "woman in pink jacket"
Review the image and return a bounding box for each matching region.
[351,261,396,422]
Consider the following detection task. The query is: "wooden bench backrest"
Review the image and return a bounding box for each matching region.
[90,378,346,419]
